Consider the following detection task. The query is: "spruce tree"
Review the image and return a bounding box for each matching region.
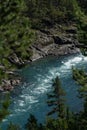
[47,76,66,118]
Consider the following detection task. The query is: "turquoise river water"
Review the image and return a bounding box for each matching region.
[1,53,87,130]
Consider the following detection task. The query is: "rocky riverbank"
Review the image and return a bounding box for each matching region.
[8,24,80,64]
[0,70,21,92]
[0,24,80,92]
[27,24,80,61]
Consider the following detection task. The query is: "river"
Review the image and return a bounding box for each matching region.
[1,53,87,130]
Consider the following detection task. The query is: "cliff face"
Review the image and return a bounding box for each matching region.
[30,24,80,61]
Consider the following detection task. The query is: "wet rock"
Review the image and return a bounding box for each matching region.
[1,77,21,92]
[0,86,4,92]
[10,79,20,86]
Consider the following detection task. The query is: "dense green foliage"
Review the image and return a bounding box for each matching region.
[0,94,11,130]
[26,0,85,28]
[72,68,87,98]
[77,0,87,14]
[0,0,34,62]
[0,0,34,84]
[26,0,86,23]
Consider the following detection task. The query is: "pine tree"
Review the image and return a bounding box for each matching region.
[0,94,11,123]
[25,114,39,130]
[47,76,66,118]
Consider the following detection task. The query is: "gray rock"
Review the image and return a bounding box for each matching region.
[29,26,80,61]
